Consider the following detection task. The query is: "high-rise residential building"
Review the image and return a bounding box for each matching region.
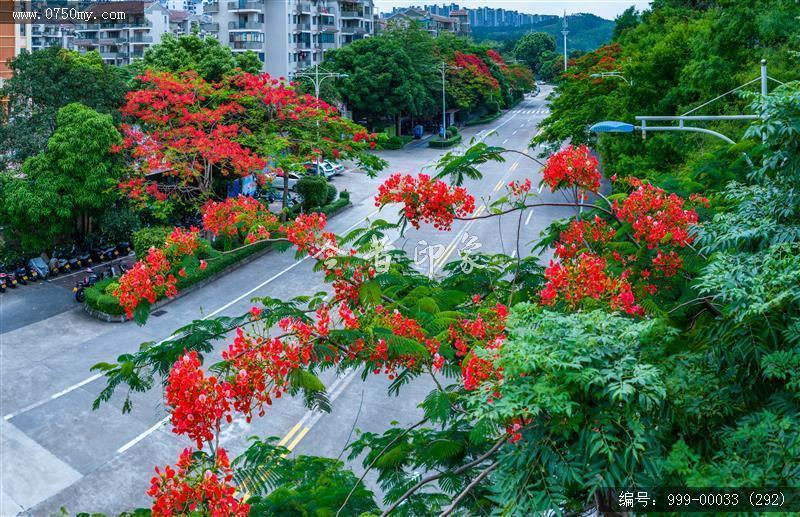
[1,18,31,87]
[31,24,74,52]
[73,1,171,66]
[205,0,374,80]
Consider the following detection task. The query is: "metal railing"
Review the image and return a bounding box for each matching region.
[228,21,263,30]
[228,0,264,11]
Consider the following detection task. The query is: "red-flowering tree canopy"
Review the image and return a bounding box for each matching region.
[94,142,716,515]
[116,70,384,212]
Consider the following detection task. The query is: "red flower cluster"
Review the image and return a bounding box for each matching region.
[486,49,507,68]
[542,145,601,194]
[507,178,532,198]
[165,351,232,448]
[652,250,683,277]
[453,51,500,90]
[375,173,475,230]
[554,216,616,259]
[148,447,248,517]
[540,253,642,315]
[202,195,278,244]
[165,227,202,257]
[448,303,509,390]
[114,248,178,318]
[613,180,698,249]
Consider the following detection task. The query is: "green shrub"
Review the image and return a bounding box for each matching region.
[296,175,329,211]
[132,226,171,258]
[339,190,350,203]
[382,135,413,150]
[99,205,141,244]
[326,184,337,204]
[446,125,459,138]
[104,281,119,296]
[84,277,126,316]
[428,134,463,149]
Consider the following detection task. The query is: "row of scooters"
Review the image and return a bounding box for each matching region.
[73,261,130,303]
[0,240,133,294]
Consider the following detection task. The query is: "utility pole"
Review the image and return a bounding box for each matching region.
[561,11,569,71]
[441,61,447,140]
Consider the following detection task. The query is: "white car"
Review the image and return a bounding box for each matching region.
[269,171,302,191]
[303,161,337,179]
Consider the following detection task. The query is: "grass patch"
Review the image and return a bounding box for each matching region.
[464,111,503,127]
[428,134,463,149]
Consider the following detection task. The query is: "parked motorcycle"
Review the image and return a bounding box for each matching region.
[0,265,18,289]
[73,268,99,303]
[28,257,50,280]
[13,262,31,284]
[0,267,8,292]
[116,241,133,256]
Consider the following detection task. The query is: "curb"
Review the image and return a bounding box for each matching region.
[83,202,353,323]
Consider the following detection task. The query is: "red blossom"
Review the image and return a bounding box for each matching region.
[542,145,601,193]
[148,447,248,517]
[375,173,475,230]
[613,179,698,249]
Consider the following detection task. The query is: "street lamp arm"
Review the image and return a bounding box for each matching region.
[638,125,737,145]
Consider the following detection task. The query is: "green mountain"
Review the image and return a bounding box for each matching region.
[471,13,614,52]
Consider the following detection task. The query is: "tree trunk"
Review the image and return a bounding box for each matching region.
[396,113,402,136]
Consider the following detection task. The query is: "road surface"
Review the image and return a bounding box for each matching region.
[0,86,571,515]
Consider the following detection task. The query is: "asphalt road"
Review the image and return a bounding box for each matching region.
[0,86,570,515]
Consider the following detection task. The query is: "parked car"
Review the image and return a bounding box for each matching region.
[269,171,302,191]
[303,161,337,179]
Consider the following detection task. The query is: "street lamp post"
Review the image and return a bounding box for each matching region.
[439,62,461,140]
[561,11,569,71]
[590,72,632,85]
[293,63,348,174]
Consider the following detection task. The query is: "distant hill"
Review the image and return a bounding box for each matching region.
[471,13,614,52]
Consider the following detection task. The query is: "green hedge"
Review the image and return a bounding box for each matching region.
[382,135,413,150]
[84,239,270,317]
[132,226,172,258]
[85,277,126,316]
[428,134,463,149]
[465,111,503,127]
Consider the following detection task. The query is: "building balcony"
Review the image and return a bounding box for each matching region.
[205,2,219,13]
[100,52,122,59]
[227,0,264,12]
[296,2,312,13]
[295,41,312,50]
[73,37,98,45]
[126,20,153,28]
[228,21,262,30]
[230,40,263,50]
[340,10,364,18]
[202,22,219,32]
[317,23,337,32]
[130,35,154,43]
[294,22,311,31]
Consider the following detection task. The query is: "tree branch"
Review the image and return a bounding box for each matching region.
[335,417,430,517]
[439,462,499,517]
[380,435,508,516]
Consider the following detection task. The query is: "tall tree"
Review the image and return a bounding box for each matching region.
[513,32,556,72]
[327,26,437,132]
[134,33,262,82]
[1,103,122,251]
[0,47,129,166]
[612,6,641,39]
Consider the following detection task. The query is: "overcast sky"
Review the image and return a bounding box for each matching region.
[373,1,653,20]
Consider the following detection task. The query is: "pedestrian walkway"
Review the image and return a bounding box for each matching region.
[512,108,551,115]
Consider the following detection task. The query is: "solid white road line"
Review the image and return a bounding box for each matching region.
[502,138,509,144]
[117,416,170,454]
[525,210,534,226]
[3,373,104,420]
[4,208,382,424]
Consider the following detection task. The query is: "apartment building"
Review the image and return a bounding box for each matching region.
[31,24,74,52]
[383,7,467,37]
[73,1,170,66]
[1,17,31,87]
[205,0,374,79]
